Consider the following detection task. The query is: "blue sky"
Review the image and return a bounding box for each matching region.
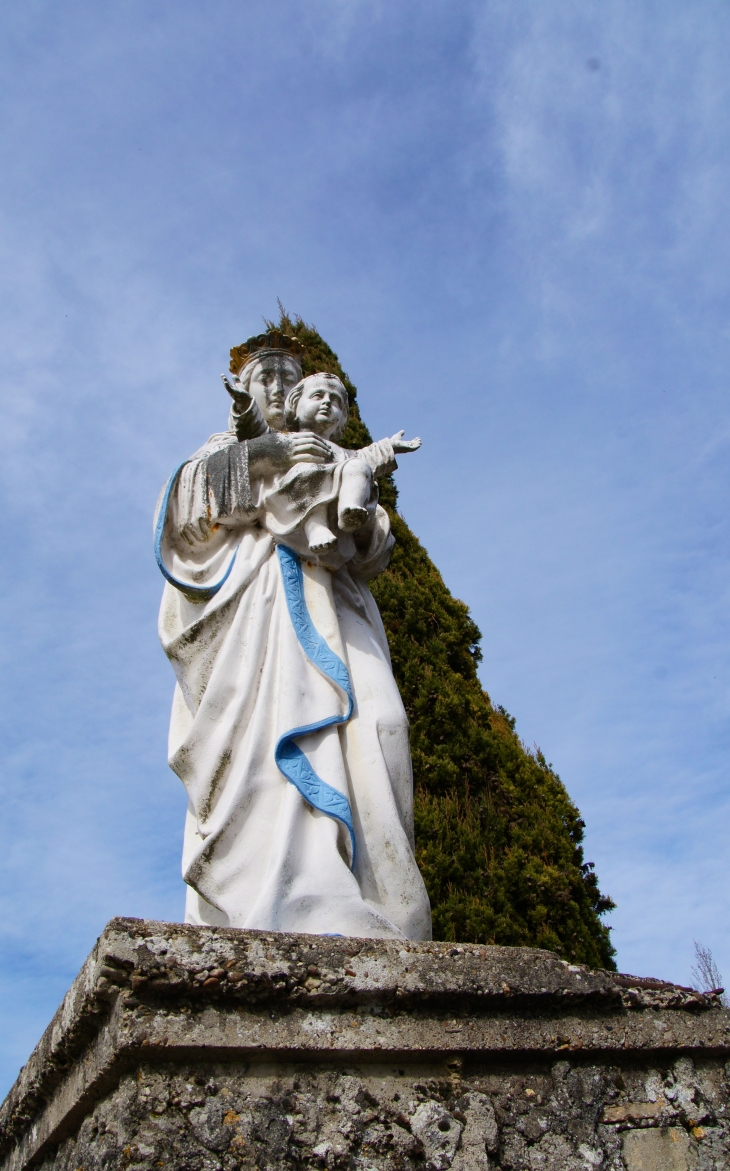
[2,0,730,1093]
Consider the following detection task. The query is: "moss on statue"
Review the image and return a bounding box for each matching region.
[245,313,615,969]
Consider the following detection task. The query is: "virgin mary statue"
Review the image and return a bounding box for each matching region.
[155,330,432,940]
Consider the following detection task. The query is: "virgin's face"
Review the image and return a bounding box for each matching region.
[247,356,301,430]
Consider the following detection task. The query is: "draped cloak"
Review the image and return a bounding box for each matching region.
[156,431,432,940]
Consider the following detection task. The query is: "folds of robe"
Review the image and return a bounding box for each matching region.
[157,436,431,941]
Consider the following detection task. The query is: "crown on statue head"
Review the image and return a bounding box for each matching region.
[229,330,306,374]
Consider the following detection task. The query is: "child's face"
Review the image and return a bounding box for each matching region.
[296,381,346,438]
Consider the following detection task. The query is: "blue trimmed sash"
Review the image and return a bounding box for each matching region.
[275,544,356,867]
[155,479,356,865]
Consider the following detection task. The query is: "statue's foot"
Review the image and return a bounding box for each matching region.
[309,535,338,553]
[338,506,369,532]
[304,516,338,553]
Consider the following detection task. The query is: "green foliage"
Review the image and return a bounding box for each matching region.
[252,312,616,969]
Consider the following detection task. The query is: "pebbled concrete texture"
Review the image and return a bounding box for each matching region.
[1,918,729,1170]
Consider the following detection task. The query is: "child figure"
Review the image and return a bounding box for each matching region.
[223,370,420,562]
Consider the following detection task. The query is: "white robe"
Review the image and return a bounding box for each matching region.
[156,431,432,940]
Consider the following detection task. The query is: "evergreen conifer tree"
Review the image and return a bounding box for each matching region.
[232,315,616,969]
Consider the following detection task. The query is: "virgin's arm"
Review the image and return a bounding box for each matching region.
[161,430,335,548]
[203,432,332,530]
[158,438,254,549]
[222,373,270,440]
[247,430,333,474]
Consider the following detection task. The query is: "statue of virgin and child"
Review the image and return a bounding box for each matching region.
[155,330,432,940]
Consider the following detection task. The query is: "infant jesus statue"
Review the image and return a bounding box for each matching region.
[223,369,421,563]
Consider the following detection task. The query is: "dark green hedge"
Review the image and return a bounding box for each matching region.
[245,314,615,968]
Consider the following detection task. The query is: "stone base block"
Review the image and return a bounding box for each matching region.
[1,919,729,1170]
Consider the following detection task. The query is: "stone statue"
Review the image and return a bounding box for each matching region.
[222,366,422,564]
[155,330,432,940]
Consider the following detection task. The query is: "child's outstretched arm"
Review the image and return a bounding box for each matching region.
[346,431,422,480]
[389,429,422,453]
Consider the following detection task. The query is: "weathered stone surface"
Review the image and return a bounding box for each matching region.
[1,918,729,1170]
[622,1126,694,1170]
[603,1102,664,1124]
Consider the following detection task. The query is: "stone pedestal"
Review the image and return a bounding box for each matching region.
[1,918,729,1170]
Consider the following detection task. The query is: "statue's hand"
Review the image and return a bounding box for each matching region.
[390,429,422,454]
[288,431,334,464]
[221,372,253,410]
[248,430,332,475]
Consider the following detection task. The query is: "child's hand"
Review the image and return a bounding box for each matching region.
[390,430,422,454]
[221,372,253,410]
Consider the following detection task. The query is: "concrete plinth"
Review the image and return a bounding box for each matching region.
[1,918,729,1170]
